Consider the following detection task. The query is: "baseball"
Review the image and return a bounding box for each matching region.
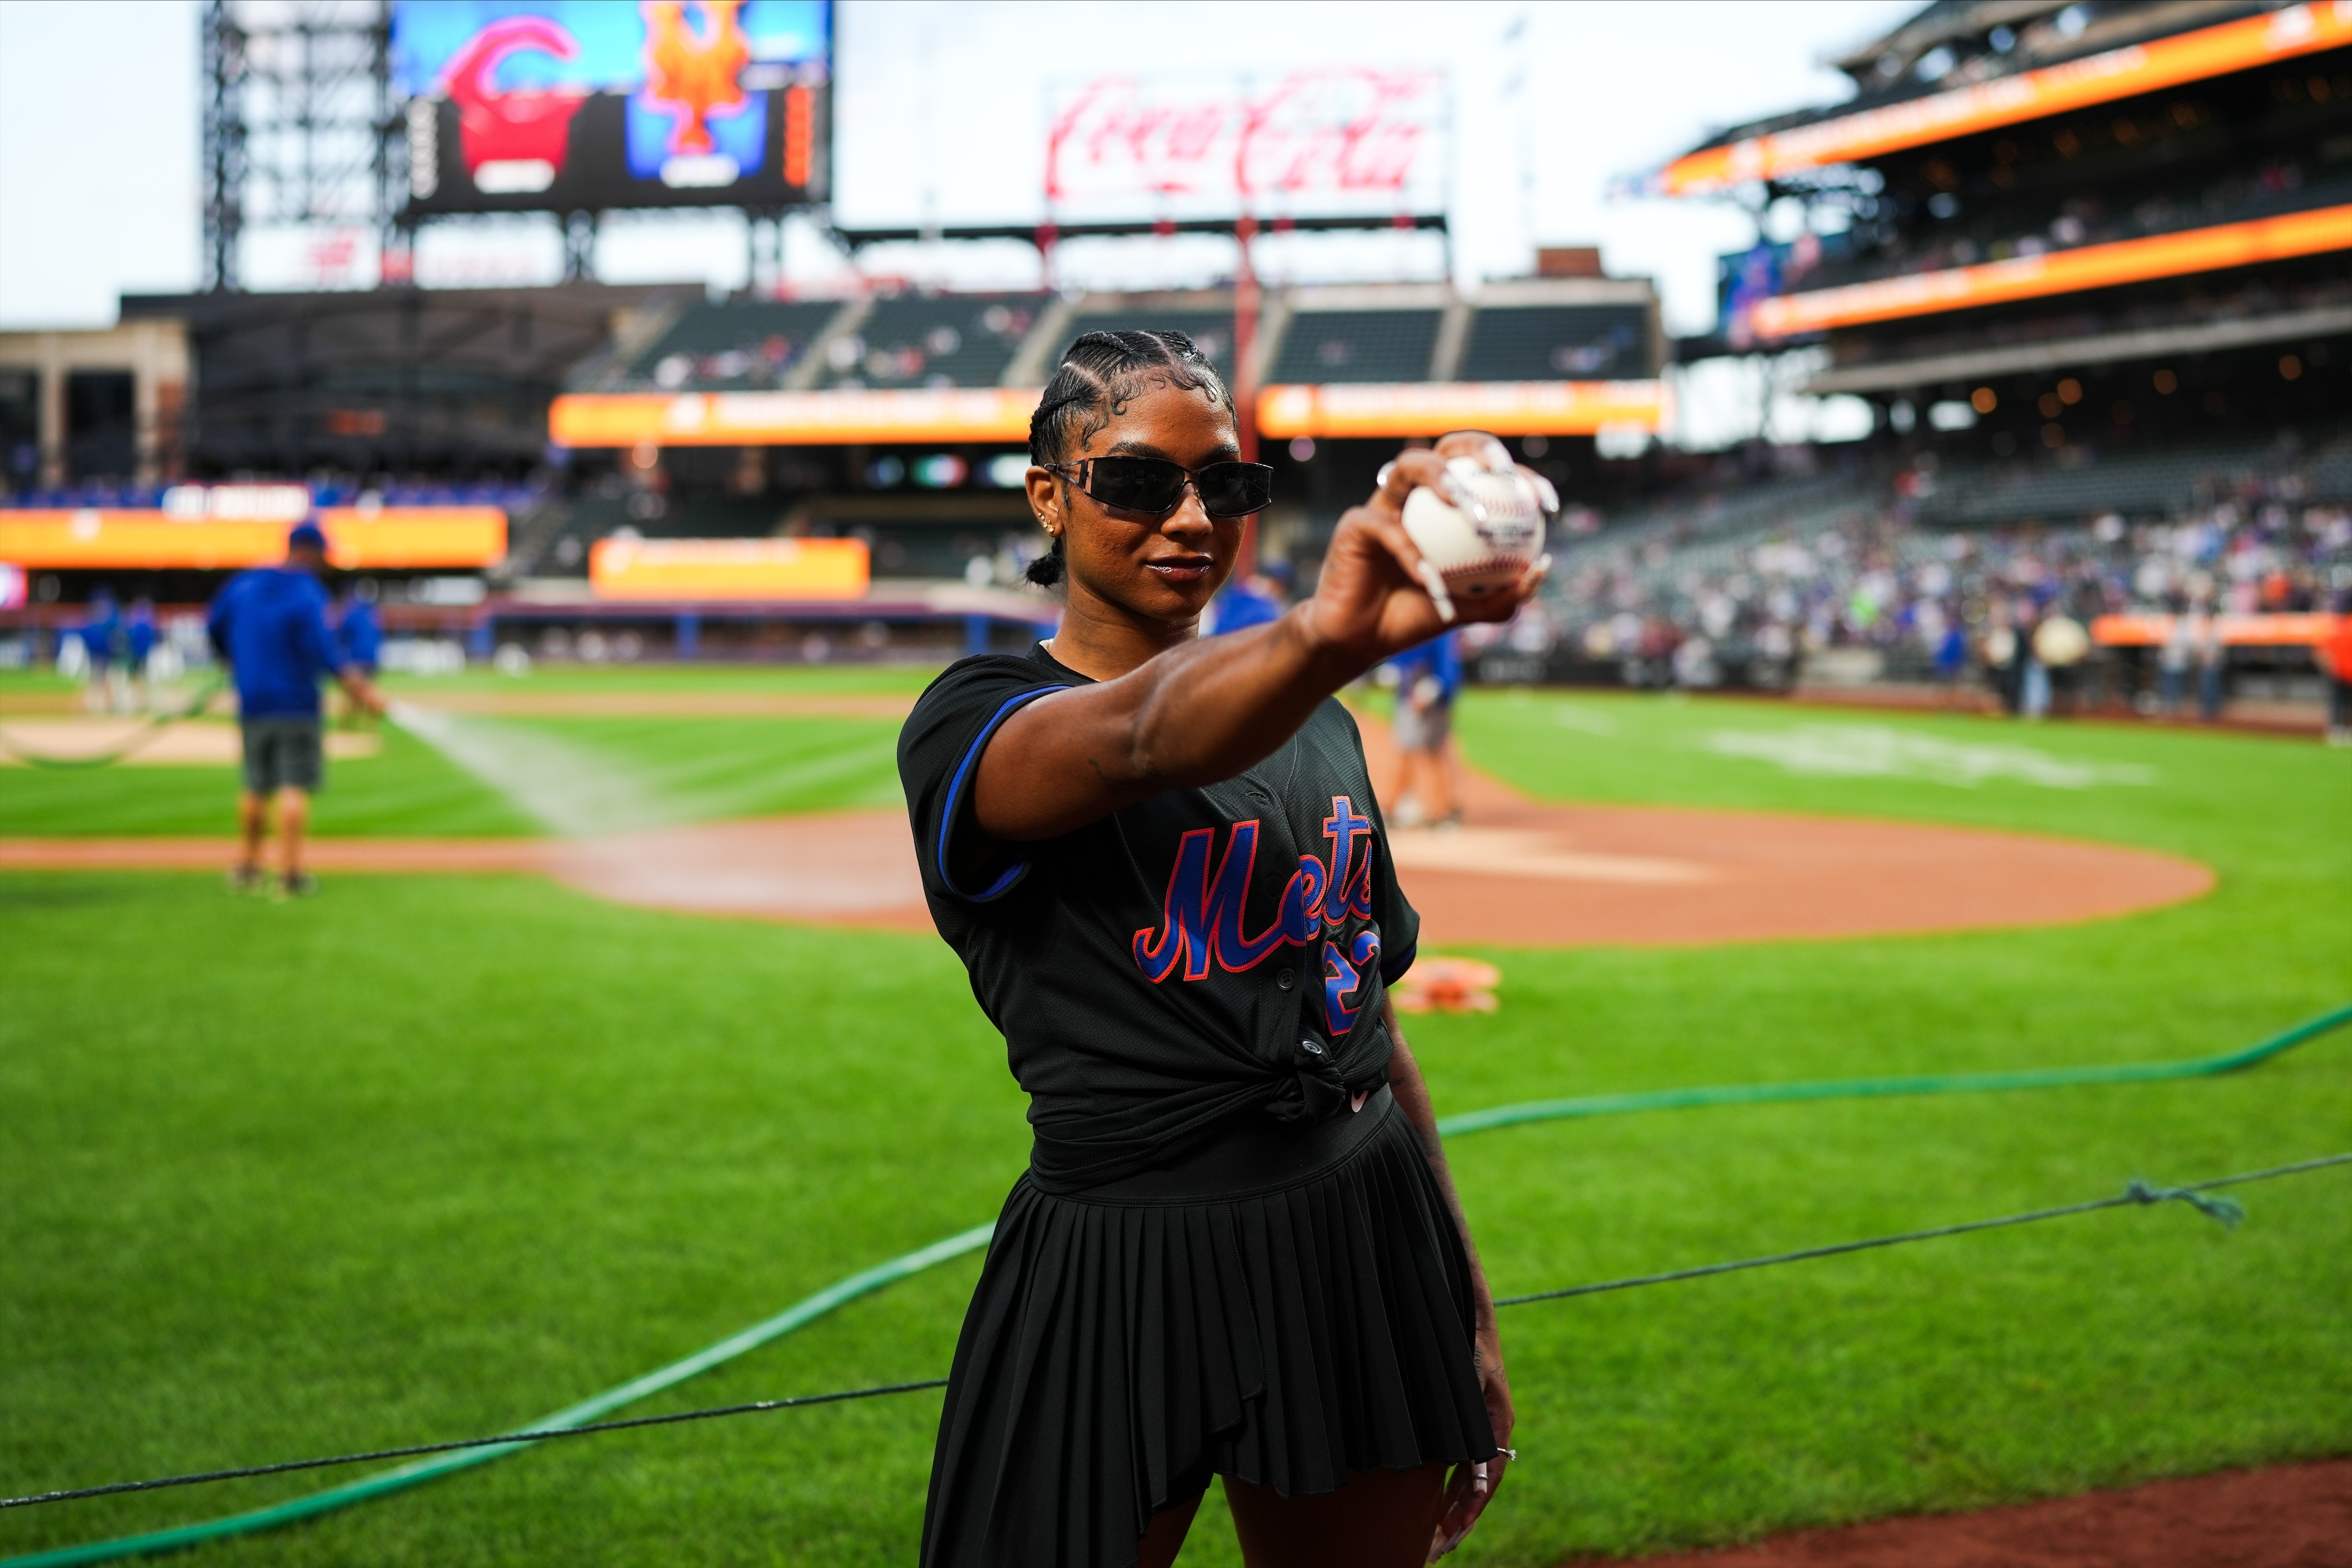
[1401,463,1549,598]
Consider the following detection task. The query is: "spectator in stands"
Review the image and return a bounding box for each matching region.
[2157,603,2197,716]
[1381,630,1463,829]
[2322,593,2352,747]
[208,523,385,897]
[1985,603,2025,715]
[2019,624,2052,721]
[2033,613,2091,717]
[1932,617,1969,691]
[334,583,384,731]
[123,597,158,711]
[2193,601,2229,723]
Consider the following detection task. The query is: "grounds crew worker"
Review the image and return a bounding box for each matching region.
[206,521,385,897]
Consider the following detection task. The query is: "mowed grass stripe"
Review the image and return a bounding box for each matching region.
[512,716,906,824]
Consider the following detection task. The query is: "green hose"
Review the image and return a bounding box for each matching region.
[1435,999,2352,1136]
[9,1002,2347,1568]
[0,679,228,771]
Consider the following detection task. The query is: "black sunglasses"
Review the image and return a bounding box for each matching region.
[1044,456,1274,520]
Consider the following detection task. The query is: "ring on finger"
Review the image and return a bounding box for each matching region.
[1375,460,1400,495]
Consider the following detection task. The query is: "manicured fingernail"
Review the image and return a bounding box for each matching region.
[1440,473,1489,524]
[1415,561,1457,623]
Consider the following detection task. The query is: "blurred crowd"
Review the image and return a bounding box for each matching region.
[1503,492,2352,711]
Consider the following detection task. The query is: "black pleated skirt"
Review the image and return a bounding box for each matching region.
[918,1087,1496,1568]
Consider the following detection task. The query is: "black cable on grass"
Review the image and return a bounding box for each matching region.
[8,1150,2347,1514]
[0,1381,950,1512]
[1492,1154,2352,1308]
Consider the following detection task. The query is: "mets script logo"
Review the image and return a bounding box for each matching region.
[1133,796,1384,1036]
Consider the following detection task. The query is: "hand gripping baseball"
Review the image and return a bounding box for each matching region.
[1300,432,1552,664]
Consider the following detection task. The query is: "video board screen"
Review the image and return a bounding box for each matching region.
[392,1,829,215]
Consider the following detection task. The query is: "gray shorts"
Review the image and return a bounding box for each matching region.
[1392,698,1452,754]
[240,716,324,795]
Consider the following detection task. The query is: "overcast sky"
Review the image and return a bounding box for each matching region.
[0,0,1913,336]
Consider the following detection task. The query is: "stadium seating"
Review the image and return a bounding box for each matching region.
[1920,437,2303,526]
[1459,303,1653,380]
[814,293,1051,390]
[1267,309,1442,383]
[599,299,847,392]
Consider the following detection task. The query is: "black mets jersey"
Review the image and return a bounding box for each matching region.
[898,643,1419,1192]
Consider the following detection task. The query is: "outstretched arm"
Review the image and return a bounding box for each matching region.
[975,443,1543,842]
[337,666,385,716]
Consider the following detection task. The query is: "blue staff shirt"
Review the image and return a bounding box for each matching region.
[81,606,121,665]
[336,599,383,671]
[1385,631,1462,706]
[1207,579,1284,636]
[207,567,345,718]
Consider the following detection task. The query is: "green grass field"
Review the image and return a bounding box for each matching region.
[2,674,2348,1567]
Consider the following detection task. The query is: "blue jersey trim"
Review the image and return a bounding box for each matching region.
[937,684,1071,902]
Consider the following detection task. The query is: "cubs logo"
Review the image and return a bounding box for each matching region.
[1132,796,1383,1035]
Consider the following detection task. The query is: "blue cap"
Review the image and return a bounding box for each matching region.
[288,521,328,553]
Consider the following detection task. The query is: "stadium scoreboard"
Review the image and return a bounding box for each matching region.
[392,0,830,216]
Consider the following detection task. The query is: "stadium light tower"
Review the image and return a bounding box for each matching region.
[199,0,403,293]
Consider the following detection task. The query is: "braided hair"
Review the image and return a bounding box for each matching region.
[1024,330,1232,587]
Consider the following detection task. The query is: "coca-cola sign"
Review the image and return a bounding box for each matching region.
[1045,69,1448,217]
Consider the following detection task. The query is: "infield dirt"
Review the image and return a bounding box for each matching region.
[0,714,2212,944]
[1561,1457,2352,1568]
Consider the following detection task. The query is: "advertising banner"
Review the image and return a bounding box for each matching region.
[393,0,829,214]
[550,378,1666,446]
[1256,380,1667,439]
[0,510,508,571]
[549,387,1043,446]
[589,536,869,600]
[1045,68,1448,223]
[1747,202,2352,339]
[2092,612,2341,647]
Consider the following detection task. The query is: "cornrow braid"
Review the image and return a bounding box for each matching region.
[1024,330,1232,587]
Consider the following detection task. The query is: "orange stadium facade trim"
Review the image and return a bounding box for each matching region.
[550,381,1669,446]
[2092,611,2343,647]
[0,508,507,570]
[1748,202,2352,339]
[1256,380,1667,438]
[1659,3,2352,195]
[549,388,1043,447]
[588,537,871,600]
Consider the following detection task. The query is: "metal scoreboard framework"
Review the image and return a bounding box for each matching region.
[198,0,831,292]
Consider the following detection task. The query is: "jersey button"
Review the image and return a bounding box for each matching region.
[1299,1037,1327,1058]
[1276,967,1295,990]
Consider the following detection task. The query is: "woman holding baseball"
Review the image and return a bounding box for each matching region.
[898,329,1549,1568]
